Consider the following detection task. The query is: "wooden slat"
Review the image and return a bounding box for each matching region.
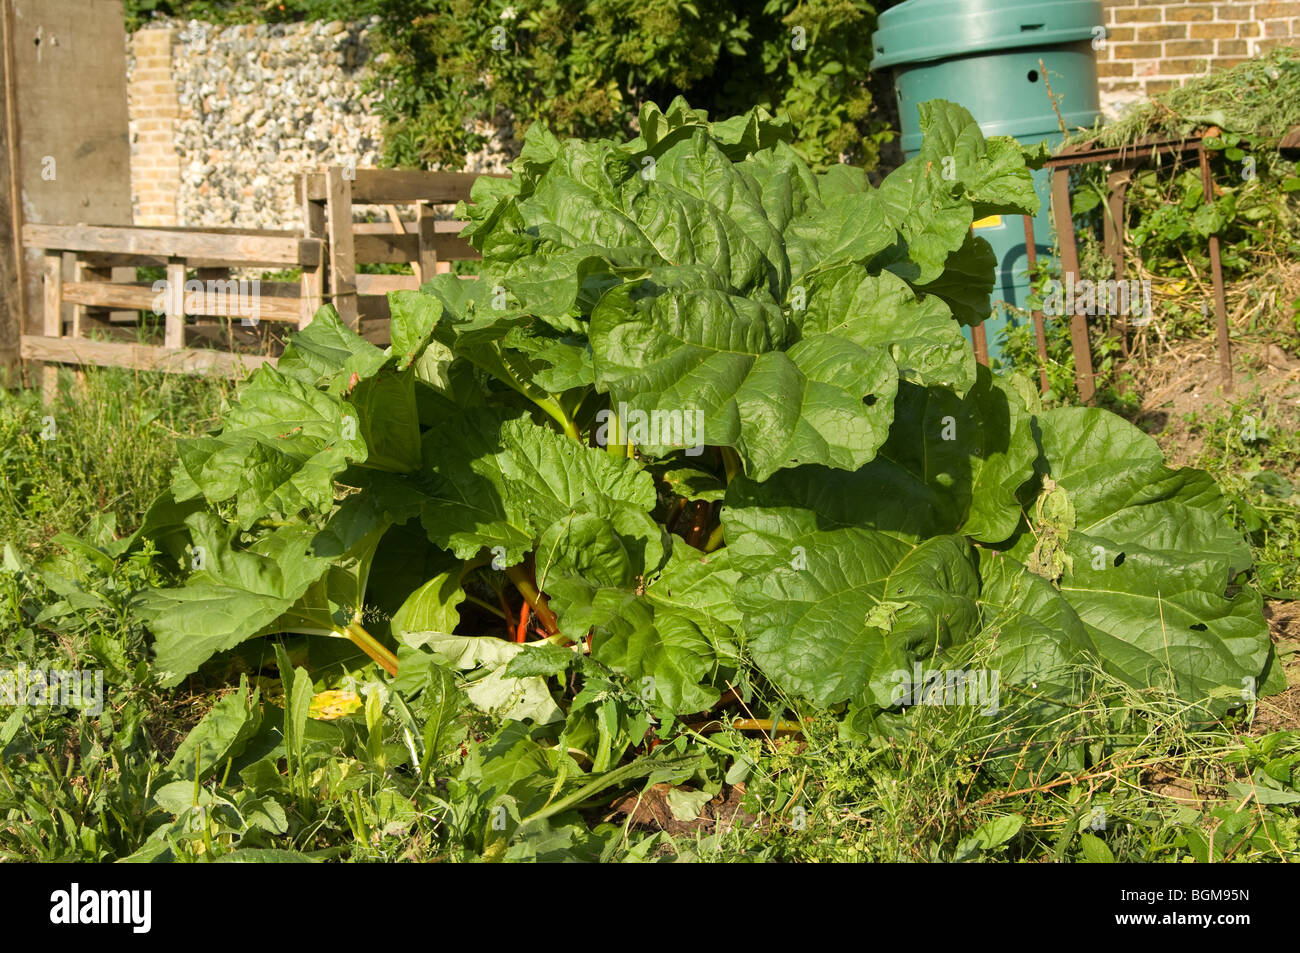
[1021,215,1051,395]
[164,260,185,349]
[70,261,113,338]
[1199,145,1233,394]
[21,335,273,378]
[417,203,438,284]
[1104,169,1133,366]
[42,253,62,338]
[75,251,315,271]
[355,273,419,295]
[354,219,466,236]
[130,225,303,237]
[302,168,497,204]
[971,321,989,367]
[1051,167,1094,404]
[353,230,477,264]
[358,321,391,347]
[22,223,321,267]
[1,0,26,381]
[62,280,302,322]
[358,296,390,322]
[41,252,61,400]
[326,167,358,327]
[353,231,417,263]
[300,177,326,329]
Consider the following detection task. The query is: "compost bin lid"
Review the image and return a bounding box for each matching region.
[871,0,1104,69]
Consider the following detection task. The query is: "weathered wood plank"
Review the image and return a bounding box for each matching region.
[76,250,318,271]
[164,260,185,349]
[70,260,108,337]
[358,320,391,347]
[300,177,326,329]
[23,223,320,267]
[1052,167,1094,404]
[62,280,302,322]
[131,225,303,237]
[0,0,21,387]
[40,251,61,400]
[302,169,497,204]
[416,203,438,284]
[42,252,61,338]
[325,167,358,327]
[354,219,467,236]
[353,231,416,264]
[358,295,391,322]
[353,230,477,264]
[355,273,419,295]
[21,335,273,378]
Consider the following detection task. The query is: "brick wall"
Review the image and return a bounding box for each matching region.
[1099,0,1299,115]
[128,28,182,226]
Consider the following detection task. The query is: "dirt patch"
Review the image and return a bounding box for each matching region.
[1132,337,1300,466]
[144,684,235,763]
[1254,600,1300,734]
[608,782,756,836]
[1141,768,1221,807]
[1119,263,1300,465]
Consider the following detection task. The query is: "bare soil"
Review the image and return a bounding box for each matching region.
[1131,336,1300,465]
[608,782,756,835]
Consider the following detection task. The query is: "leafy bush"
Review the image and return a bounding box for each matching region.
[369,0,893,172]
[133,99,1279,797]
[126,1,896,172]
[124,0,369,31]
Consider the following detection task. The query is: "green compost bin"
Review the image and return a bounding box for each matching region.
[872,0,1103,363]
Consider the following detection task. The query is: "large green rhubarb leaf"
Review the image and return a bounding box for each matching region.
[172,366,366,529]
[277,305,388,394]
[416,409,655,565]
[138,515,326,686]
[1000,407,1270,712]
[171,309,426,527]
[1037,411,1268,702]
[444,98,1041,480]
[728,525,981,708]
[872,101,1038,290]
[722,368,1036,545]
[591,282,899,478]
[912,100,1041,219]
[534,489,741,713]
[801,265,975,392]
[547,541,741,714]
[138,496,395,686]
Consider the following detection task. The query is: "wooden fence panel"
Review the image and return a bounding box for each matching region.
[21,167,494,381]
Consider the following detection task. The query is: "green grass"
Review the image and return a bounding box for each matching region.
[0,366,229,560]
[0,366,229,860]
[0,363,1297,862]
[693,674,1300,862]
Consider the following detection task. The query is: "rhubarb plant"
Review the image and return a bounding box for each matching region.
[134,97,1279,746]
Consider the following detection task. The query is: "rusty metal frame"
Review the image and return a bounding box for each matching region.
[1031,133,1232,403]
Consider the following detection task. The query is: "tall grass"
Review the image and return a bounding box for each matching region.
[0,366,231,558]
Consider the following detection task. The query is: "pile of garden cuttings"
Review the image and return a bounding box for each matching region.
[1057,50,1300,454]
